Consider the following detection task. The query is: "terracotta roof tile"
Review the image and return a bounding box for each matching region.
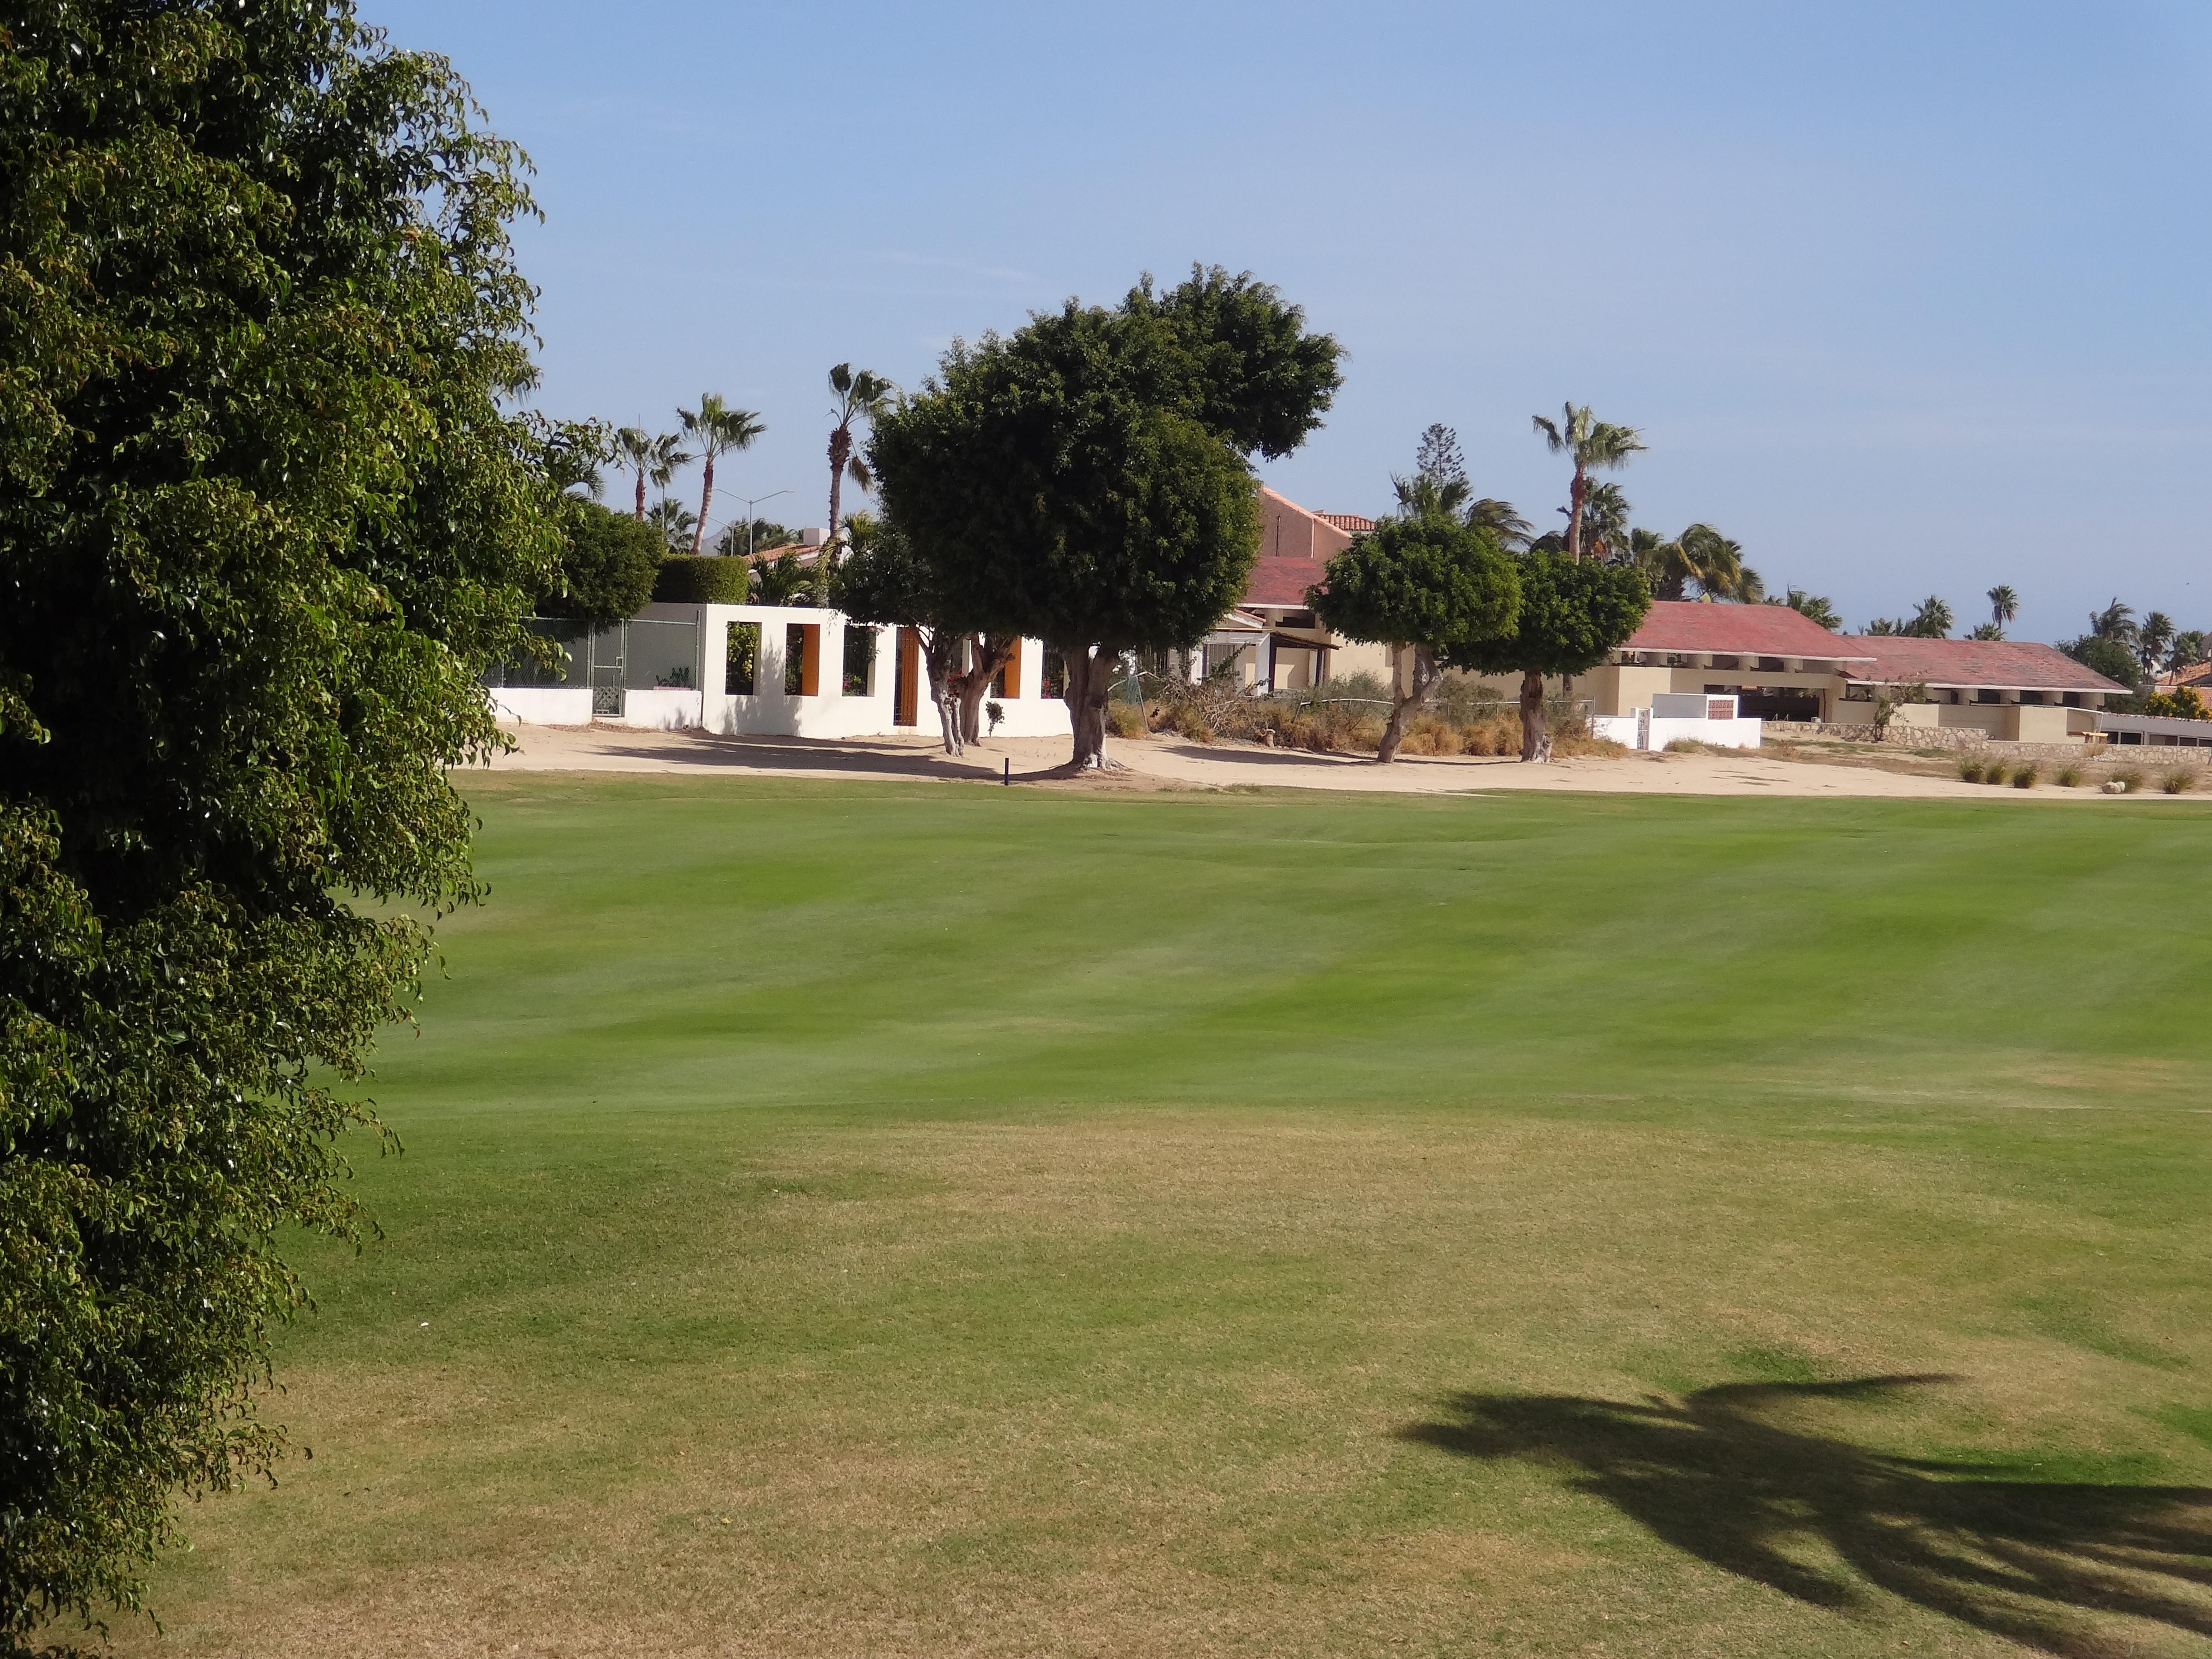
[1245,553,1325,609]
[1838,636,2127,692]
[1624,600,1872,659]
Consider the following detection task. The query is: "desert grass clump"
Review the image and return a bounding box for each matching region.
[1958,759,1986,783]
[2055,765,2083,787]
[1105,701,1147,740]
[2011,763,2040,789]
[1663,737,1704,755]
[1984,764,2014,786]
[2162,769,2197,795]
[2112,766,2144,794]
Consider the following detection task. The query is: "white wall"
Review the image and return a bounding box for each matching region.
[491,687,591,725]
[639,603,1072,740]
[1593,711,1764,751]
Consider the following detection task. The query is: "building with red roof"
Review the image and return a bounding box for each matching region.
[1573,600,2127,741]
[1194,487,1389,691]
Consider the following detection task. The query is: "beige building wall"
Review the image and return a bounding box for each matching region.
[1258,488,1354,565]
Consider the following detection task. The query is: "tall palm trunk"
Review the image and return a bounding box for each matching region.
[693,454,715,556]
[827,426,851,540]
[1567,461,1586,562]
[633,466,647,520]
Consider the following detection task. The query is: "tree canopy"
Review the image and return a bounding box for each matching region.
[0,3,556,1639]
[870,267,1340,766]
[1314,517,1518,763]
[543,501,663,628]
[1448,551,1651,759]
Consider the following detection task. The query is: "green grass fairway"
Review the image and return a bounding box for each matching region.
[114,776,2212,1659]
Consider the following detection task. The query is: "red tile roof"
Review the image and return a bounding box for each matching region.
[1624,600,1873,659]
[1838,636,2127,691]
[1318,512,1375,533]
[1246,553,1325,609]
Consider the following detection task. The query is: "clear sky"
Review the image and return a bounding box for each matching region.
[368,0,2211,642]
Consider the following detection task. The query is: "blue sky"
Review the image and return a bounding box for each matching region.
[370,1,2212,641]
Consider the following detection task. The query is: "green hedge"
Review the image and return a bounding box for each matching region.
[653,555,750,604]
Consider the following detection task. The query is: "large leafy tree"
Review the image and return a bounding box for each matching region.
[871,266,1342,768]
[0,4,558,1641]
[1312,517,1519,762]
[544,501,662,628]
[834,515,970,754]
[1448,551,1651,759]
[2062,633,2143,692]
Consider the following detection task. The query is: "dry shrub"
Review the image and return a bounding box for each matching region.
[1105,701,1146,740]
[1553,732,1629,758]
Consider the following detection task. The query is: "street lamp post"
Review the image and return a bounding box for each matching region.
[726,490,792,559]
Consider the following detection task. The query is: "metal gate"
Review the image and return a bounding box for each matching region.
[590,623,625,718]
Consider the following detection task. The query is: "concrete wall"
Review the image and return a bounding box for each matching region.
[665,603,1073,741]
[1593,712,1763,751]
[489,685,700,730]
[1583,661,1842,720]
[1869,702,2092,743]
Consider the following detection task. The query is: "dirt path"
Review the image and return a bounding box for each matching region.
[481,722,2170,803]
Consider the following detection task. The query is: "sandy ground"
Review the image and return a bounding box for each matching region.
[479,721,2163,802]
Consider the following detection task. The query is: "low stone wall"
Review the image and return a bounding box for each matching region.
[1790,723,2201,769]
[1806,722,1988,749]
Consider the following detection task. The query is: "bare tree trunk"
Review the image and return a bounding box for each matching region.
[693,453,715,556]
[954,633,1018,745]
[1060,643,1120,769]
[634,466,647,521]
[1518,667,1550,761]
[1377,644,1439,763]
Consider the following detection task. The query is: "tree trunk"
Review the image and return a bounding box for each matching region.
[827,425,850,542]
[634,466,647,521]
[1377,644,1438,763]
[694,453,715,556]
[1060,643,1120,769]
[921,629,963,755]
[1567,461,1586,562]
[954,633,1017,746]
[1518,668,1549,761]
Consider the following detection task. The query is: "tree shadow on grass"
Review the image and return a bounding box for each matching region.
[1401,1377,2212,1656]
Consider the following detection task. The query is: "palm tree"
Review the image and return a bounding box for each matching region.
[647,497,696,553]
[614,427,693,522]
[1986,584,2019,628]
[1776,588,1840,630]
[1576,481,1632,563]
[2139,610,2177,676]
[2172,629,2209,670]
[1531,403,1645,561]
[1904,595,1953,638]
[678,394,767,556]
[825,364,895,551]
[1466,498,1532,549]
[1967,622,2006,641]
[1391,470,1470,521]
[2090,597,2138,647]
[749,549,818,607]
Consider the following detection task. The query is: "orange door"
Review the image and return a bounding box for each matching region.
[895,628,920,726]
